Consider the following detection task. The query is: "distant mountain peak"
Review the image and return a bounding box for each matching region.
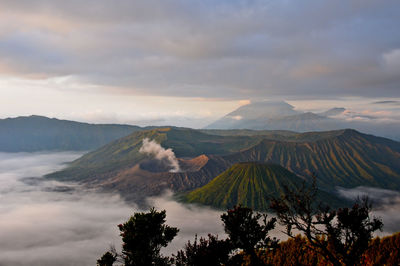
[0,115,141,152]
[227,100,297,118]
[206,100,299,129]
[204,102,396,138]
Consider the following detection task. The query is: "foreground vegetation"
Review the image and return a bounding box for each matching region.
[259,233,400,266]
[98,180,399,266]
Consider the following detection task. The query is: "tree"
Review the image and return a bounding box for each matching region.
[221,205,277,265]
[97,250,117,266]
[363,232,400,265]
[98,208,179,266]
[120,208,179,266]
[173,234,232,266]
[174,205,277,265]
[270,177,383,266]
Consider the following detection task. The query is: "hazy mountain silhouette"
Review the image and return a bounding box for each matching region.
[206,101,400,141]
[0,115,142,152]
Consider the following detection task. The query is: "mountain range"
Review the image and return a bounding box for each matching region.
[47,127,400,209]
[2,114,399,210]
[2,103,399,154]
[222,129,400,191]
[206,101,400,141]
[46,127,254,204]
[0,115,142,152]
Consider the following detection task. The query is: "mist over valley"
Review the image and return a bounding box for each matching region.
[0,152,228,265]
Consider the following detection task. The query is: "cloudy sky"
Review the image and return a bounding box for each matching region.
[0,0,399,127]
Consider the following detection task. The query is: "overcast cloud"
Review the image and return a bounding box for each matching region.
[0,1,399,126]
[0,0,399,99]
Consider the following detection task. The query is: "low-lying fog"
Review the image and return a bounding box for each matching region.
[0,152,225,266]
[0,152,399,265]
[337,186,400,235]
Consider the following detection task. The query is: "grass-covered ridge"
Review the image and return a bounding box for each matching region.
[47,127,400,206]
[223,129,400,191]
[182,162,345,210]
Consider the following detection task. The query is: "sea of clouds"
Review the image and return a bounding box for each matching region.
[0,152,225,266]
[0,152,399,265]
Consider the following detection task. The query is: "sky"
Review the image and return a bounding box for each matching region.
[0,0,399,127]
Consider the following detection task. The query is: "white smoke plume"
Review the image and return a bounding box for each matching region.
[139,138,181,173]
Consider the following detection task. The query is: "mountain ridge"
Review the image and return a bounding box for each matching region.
[222,129,400,190]
[0,115,142,152]
[46,127,400,206]
[205,101,400,141]
[182,162,347,210]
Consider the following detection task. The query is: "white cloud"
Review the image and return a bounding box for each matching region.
[337,186,400,235]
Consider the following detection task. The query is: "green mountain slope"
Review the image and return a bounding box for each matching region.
[47,127,263,181]
[0,115,142,152]
[202,128,360,142]
[47,127,400,206]
[200,129,297,137]
[183,162,345,210]
[223,129,400,191]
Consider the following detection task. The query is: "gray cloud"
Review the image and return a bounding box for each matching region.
[372,100,400,105]
[0,0,399,98]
